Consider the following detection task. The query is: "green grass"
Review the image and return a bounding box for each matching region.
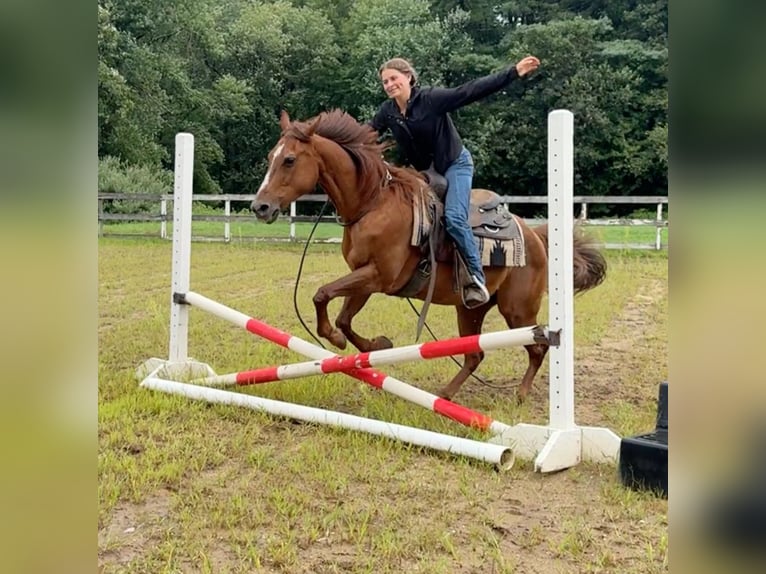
[99,239,668,573]
[100,218,668,247]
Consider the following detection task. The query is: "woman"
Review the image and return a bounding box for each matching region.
[368,55,540,308]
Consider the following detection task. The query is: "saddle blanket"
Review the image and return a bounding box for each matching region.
[475,230,526,267]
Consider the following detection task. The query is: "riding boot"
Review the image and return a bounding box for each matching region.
[455,250,490,309]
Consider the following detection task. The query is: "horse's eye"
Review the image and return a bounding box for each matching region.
[283,155,296,166]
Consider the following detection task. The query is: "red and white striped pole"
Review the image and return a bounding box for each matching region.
[194,325,548,386]
[179,291,512,435]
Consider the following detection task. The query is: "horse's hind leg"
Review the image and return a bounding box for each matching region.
[437,303,493,400]
[515,340,548,404]
[335,294,393,352]
[497,272,548,404]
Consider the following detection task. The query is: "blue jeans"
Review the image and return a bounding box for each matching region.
[443,147,484,284]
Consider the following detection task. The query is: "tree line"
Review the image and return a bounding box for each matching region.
[98,0,667,215]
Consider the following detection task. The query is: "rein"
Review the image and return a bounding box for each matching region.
[293,197,332,349]
[334,208,370,228]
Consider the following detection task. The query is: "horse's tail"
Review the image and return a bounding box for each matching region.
[533,224,607,294]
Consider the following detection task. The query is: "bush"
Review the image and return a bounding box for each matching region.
[628,206,669,221]
[98,156,174,214]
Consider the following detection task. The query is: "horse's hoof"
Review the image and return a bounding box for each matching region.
[436,387,454,401]
[371,336,393,350]
[329,330,347,350]
[515,390,528,405]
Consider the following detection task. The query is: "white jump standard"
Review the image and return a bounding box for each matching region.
[137,110,621,473]
[487,111,620,471]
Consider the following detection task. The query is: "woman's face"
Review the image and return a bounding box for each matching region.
[380,68,410,99]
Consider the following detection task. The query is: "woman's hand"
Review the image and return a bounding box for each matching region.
[516,56,541,77]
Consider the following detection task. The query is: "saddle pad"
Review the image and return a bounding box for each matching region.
[474,214,526,268]
[410,184,434,246]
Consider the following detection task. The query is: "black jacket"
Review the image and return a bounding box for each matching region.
[368,66,520,174]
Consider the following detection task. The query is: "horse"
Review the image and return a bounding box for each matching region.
[251,109,606,403]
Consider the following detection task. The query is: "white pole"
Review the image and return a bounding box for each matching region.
[547,110,576,430]
[655,202,663,251]
[224,199,231,243]
[169,133,195,362]
[484,111,621,470]
[289,201,297,241]
[160,198,167,240]
[142,377,514,470]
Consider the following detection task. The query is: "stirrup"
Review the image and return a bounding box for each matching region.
[462,275,489,309]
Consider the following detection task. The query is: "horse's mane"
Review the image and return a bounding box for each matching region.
[285,109,423,205]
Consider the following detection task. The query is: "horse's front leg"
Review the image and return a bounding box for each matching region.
[336,294,393,352]
[313,265,382,350]
[437,304,493,400]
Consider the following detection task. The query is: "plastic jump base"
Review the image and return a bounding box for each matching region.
[619,381,668,497]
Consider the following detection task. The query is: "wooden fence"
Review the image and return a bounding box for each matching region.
[98,193,669,250]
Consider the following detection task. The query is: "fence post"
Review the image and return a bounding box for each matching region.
[224,199,231,243]
[160,198,167,239]
[290,201,297,242]
[655,202,664,251]
[579,202,588,221]
[98,198,104,237]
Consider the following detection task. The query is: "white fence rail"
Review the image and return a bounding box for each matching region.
[98,193,669,250]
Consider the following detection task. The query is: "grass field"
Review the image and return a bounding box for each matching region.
[100,218,668,248]
[98,237,668,573]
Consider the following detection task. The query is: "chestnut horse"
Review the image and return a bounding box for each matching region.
[251,109,606,402]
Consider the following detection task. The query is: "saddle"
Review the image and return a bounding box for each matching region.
[420,167,517,243]
[395,168,525,338]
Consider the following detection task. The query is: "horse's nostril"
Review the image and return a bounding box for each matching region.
[251,202,268,214]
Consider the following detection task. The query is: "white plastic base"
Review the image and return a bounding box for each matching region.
[135,358,217,382]
[490,423,621,473]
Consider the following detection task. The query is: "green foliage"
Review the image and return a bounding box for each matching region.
[98,156,173,214]
[464,15,668,201]
[98,156,173,195]
[212,1,342,194]
[98,0,668,211]
[336,0,472,119]
[628,207,659,220]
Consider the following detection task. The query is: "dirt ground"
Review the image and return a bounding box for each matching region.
[425,277,669,573]
[99,264,668,573]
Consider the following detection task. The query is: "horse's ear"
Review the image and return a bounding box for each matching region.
[279,110,290,131]
[305,117,318,137]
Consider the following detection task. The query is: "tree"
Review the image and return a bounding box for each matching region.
[98,0,252,194]
[98,3,167,167]
[213,1,342,194]
[97,0,667,209]
[466,15,667,201]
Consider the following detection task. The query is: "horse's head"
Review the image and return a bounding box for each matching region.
[251,111,320,223]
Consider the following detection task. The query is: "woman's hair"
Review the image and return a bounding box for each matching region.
[379,58,418,86]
